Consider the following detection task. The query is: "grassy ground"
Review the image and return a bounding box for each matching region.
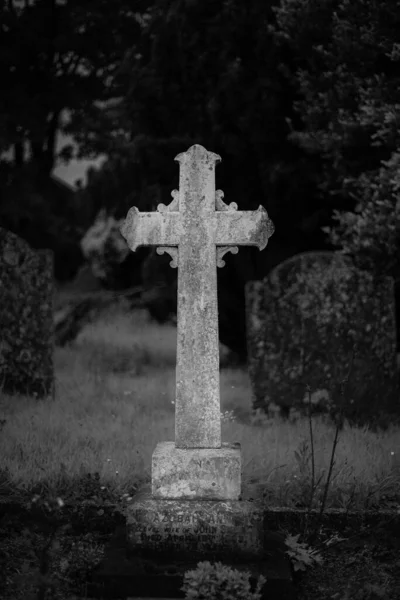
[1,300,400,600]
[0,302,399,511]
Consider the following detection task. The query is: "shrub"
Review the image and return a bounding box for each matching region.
[181,561,266,600]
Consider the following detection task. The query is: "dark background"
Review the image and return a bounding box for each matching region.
[1,0,400,359]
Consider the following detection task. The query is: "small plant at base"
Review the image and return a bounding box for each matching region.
[297,343,358,546]
[221,409,236,423]
[17,493,66,600]
[181,561,266,600]
[284,533,323,572]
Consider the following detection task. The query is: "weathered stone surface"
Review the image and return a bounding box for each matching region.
[0,228,54,398]
[121,144,274,449]
[126,489,264,558]
[120,145,276,566]
[152,441,241,500]
[245,251,398,425]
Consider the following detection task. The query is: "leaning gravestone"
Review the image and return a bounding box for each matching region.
[0,228,54,398]
[246,251,398,427]
[92,145,295,599]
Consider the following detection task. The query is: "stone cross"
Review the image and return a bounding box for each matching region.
[121,144,274,449]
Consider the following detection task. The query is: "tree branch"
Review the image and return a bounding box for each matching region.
[45,110,61,174]
[68,54,82,77]
[7,0,16,14]
[46,0,57,74]
[13,141,24,168]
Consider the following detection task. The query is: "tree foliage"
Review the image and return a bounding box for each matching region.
[0,0,145,175]
[82,0,326,245]
[4,0,400,279]
[269,0,400,280]
[0,0,146,259]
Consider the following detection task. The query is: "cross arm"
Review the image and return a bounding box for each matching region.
[215,206,275,250]
[120,206,181,252]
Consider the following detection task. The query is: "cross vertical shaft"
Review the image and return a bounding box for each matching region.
[174,148,221,449]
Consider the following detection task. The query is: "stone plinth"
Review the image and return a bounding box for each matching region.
[126,488,264,559]
[152,441,241,500]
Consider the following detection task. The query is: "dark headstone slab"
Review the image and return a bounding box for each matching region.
[245,251,398,425]
[0,228,54,398]
[89,521,296,600]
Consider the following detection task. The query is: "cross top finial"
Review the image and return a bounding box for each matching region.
[175,144,221,168]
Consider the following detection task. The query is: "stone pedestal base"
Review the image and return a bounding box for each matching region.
[125,488,264,559]
[152,441,241,500]
[91,520,296,600]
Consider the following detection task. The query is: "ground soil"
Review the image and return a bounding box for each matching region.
[294,524,400,600]
[1,492,400,600]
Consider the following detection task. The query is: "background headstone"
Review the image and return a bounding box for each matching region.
[0,228,54,398]
[245,251,399,428]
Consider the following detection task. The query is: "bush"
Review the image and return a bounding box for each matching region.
[181,561,266,600]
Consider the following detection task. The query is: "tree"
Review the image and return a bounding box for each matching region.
[78,0,334,357]
[268,0,400,281]
[82,0,329,243]
[0,0,147,236]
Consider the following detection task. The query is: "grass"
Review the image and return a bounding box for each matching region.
[0,304,399,513]
[1,301,400,600]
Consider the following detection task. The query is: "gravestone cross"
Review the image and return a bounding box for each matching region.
[121,144,274,449]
